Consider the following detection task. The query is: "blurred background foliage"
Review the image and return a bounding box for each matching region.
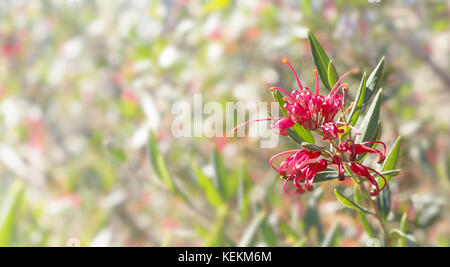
[0,0,449,246]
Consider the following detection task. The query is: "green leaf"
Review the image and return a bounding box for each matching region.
[203,205,228,247]
[347,72,367,126]
[238,165,251,222]
[313,169,340,183]
[212,149,227,198]
[390,229,417,246]
[238,211,266,247]
[334,188,372,214]
[398,212,408,247]
[327,60,339,89]
[320,222,340,247]
[355,89,383,148]
[376,184,391,221]
[278,221,305,245]
[308,31,332,90]
[261,218,278,247]
[364,57,385,104]
[353,184,375,238]
[0,180,25,246]
[301,142,325,151]
[192,162,223,208]
[380,169,401,177]
[292,123,315,144]
[377,136,402,188]
[148,131,176,193]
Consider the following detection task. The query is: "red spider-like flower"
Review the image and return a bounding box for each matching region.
[332,140,388,195]
[270,58,358,132]
[269,149,327,194]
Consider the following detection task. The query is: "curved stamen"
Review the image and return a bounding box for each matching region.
[312,70,319,95]
[361,141,386,161]
[270,87,296,102]
[269,150,300,173]
[282,58,304,91]
[330,83,348,99]
[232,118,277,133]
[368,167,388,192]
[283,173,300,195]
[329,68,359,95]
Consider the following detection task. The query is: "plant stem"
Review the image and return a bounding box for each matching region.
[355,179,391,247]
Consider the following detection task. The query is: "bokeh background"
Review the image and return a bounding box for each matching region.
[0,0,449,246]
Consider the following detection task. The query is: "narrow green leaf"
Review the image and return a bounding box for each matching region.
[192,162,223,208]
[301,142,325,151]
[308,31,332,90]
[278,221,304,245]
[377,136,402,188]
[212,149,227,198]
[355,89,383,146]
[320,222,340,247]
[347,72,367,126]
[334,188,373,214]
[376,184,391,221]
[292,123,315,144]
[0,180,25,246]
[261,218,278,247]
[238,211,266,247]
[390,229,417,246]
[398,212,408,247]
[313,169,339,183]
[203,205,228,247]
[380,169,401,177]
[363,57,385,104]
[327,60,339,89]
[354,184,375,238]
[148,131,176,192]
[238,165,251,222]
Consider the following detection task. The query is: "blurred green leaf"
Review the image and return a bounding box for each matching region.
[347,72,367,126]
[0,180,25,246]
[192,161,223,208]
[327,60,339,89]
[203,0,231,14]
[353,184,375,238]
[376,184,391,221]
[278,221,305,245]
[238,165,251,222]
[334,188,372,214]
[301,142,325,151]
[398,212,408,247]
[212,149,227,198]
[320,222,340,247]
[355,89,383,151]
[308,31,332,90]
[390,228,417,247]
[148,131,176,193]
[377,136,402,188]
[238,211,266,247]
[304,189,324,243]
[203,205,228,247]
[261,218,278,247]
[363,57,385,105]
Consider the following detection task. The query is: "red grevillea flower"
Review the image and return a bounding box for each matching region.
[348,162,387,196]
[332,140,388,195]
[270,58,358,132]
[269,149,327,194]
[338,140,386,164]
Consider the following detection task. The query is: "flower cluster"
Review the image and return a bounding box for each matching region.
[234,58,387,196]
